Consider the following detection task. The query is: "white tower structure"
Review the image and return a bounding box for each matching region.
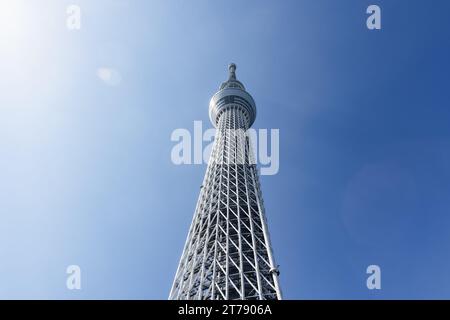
[169,64,282,300]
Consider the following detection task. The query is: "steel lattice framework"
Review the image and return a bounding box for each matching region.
[169,64,282,300]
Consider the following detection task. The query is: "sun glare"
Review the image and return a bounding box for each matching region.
[0,1,57,95]
[0,1,29,51]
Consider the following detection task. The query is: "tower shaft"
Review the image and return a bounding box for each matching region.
[169,65,281,300]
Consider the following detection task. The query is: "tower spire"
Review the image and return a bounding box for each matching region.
[228,63,237,80]
[219,63,246,91]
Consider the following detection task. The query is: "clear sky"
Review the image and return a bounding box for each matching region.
[1,0,450,299]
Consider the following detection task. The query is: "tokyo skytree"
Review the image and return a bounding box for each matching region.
[169,64,282,300]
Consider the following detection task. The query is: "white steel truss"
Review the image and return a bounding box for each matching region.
[169,64,282,300]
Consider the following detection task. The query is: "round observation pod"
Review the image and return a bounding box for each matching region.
[209,63,257,128]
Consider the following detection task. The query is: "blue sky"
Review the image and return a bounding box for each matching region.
[1,0,450,299]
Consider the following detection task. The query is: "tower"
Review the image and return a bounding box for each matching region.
[169,64,282,300]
